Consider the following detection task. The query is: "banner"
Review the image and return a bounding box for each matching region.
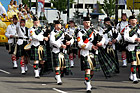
[38,0,45,5]
[127,0,140,9]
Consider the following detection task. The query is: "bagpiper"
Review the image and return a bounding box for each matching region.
[124,16,140,84]
[5,16,18,69]
[29,16,48,78]
[103,17,121,73]
[77,17,104,92]
[66,20,77,68]
[50,20,74,85]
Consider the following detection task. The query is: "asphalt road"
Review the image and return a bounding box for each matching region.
[0,46,140,93]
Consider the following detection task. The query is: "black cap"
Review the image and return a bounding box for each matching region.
[54,20,61,24]
[33,15,39,21]
[122,13,127,16]
[104,17,111,22]
[20,19,25,22]
[129,16,136,20]
[13,15,18,20]
[69,20,74,23]
[83,17,90,21]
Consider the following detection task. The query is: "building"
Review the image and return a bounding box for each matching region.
[19,0,140,23]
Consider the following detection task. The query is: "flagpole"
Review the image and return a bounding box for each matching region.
[36,0,38,15]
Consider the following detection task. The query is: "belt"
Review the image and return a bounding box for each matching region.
[18,37,29,40]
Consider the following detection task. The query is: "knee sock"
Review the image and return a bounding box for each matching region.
[131,65,136,74]
[85,74,90,82]
[55,70,61,75]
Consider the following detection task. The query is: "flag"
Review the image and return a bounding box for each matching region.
[38,0,45,5]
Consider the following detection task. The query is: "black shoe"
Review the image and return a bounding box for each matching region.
[122,65,127,68]
[35,76,40,79]
[87,90,91,93]
[71,66,74,68]
[133,80,139,84]
[129,78,133,81]
[13,67,18,69]
[57,82,62,85]
[22,73,26,75]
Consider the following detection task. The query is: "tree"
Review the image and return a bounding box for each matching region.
[50,0,74,13]
[97,1,104,14]
[103,0,115,17]
[22,0,28,6]
[22,0,33,7]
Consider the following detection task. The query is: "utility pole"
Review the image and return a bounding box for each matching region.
[83,0,85,11]
[29,0,31,9]
[36,0,38,15]
[115,0,118,25]
[67,0,70,22]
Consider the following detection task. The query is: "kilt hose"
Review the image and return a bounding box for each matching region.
[30,45,47,61]
[98,47,119,78]
[52,52,72,76]
[16,41,28,57]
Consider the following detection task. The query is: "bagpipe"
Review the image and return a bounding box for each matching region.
[92,29,119,78]
[61,28,72,54]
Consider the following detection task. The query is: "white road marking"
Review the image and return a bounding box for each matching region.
[0,69,11,74]
[53,88,68,93]
[42,84,46,86]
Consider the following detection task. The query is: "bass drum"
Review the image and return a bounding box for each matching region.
[24,43,31,57]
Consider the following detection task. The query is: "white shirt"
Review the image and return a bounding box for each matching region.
[50,29,74,54]
[116,21,128,32]
[66,27,75,37]
[77,28,94,57]
[29,27,44,47]
[5,24,18,44]
[124,25,140,51]
[16,22,29,45]
[103,27,120,49]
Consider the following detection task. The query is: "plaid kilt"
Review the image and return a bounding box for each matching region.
[30,45,47,61]
[8,44,16,54]
[52,52,72,75]
[16,41,28,57]
[98,47,119,78]
[69,48,78,55]
[52,52,59,67]
[80,55,91,71]
[128,51,136,62]
[43,46,53,72]
[93,54,101,71]
[63,54,72,75]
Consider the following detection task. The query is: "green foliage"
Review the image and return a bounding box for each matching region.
[103,0,115,17]
[22,0,28,5]
[50,0,74,13]
[22,0,33,7]
[97,1,104,14]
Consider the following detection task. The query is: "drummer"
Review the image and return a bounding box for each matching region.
[16,19,30,74]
